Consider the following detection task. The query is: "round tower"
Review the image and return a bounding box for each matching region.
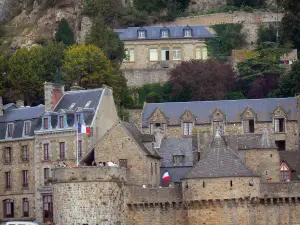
[52,166,127,225]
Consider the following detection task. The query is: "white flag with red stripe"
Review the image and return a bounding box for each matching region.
[162,171,170,182]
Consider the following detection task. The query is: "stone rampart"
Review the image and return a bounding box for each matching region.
[260,182,300,198]
[52,167,127,225]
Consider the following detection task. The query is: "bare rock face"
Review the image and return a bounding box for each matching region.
[0,0,24,21]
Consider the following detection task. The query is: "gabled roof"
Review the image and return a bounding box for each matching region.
[121,121,161,159]
[279,151,300,181]
[184,133,258,179]
[3,103,18,111]
[142,97,297,127]
[115,26,214,41]
[157,138,194,167]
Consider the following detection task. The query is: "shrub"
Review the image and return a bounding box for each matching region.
[146,92,160,103]
[55,19,75,46]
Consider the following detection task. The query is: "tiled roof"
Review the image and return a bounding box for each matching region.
[121,121,161,159]
[238,128,278,150]
[184,133,258,179]
[142,97,297,127]
[279,151,300,181]
[3,103,18,111]
[115,26,214,41]
[54,89,103,112]
[0,105,45,140]
[157,138,194,167]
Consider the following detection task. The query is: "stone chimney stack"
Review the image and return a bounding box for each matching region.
[16,100,24,107]
[0,96,3,116]
[44,82,65,112]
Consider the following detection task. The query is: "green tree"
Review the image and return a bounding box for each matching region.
[146,92,160,103]
[206,24,246,61]
[257,24,277,45]
[7,42,65,104]
[63,44,126,105]
[269,61,300,97]
[0,56,8,96]
[86,16,125,63]
[55,19,75,46]
[225,92,246,100]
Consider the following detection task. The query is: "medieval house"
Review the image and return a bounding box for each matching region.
[115,25,214,86]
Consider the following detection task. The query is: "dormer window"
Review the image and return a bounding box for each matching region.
[184,29,192,37]
[24,121,31,136]
[7,123,14,138]
[43,117,49,130]
[274,118,285,132]
[85,101,91,108]
[173,155,184,164]
[138,30,146,39]
[161,29,169,38]
[59,116,64,128]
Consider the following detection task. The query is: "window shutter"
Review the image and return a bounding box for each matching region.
[150,49,158,61]
[243,120,249,133]
[274,119,279,132]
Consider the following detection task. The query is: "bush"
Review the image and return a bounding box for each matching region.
[146,92,160,103]
[257,24,278,45]
[225,92,246,100]
[55,19,75,46]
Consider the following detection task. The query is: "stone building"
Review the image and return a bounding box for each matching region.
[51,130,300,225]
[115,25,214,87]
[0,98,44,222]
[34,83,119,223]
[141,97,299,151]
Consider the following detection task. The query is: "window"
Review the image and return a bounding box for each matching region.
[155,163,157,174]
[183,122,193,136]
[3,199,14,218]
[150,123,154,134]
[22,170,28,188]
[22,145,29,161]
[59,142,65,159]
[5,147,12,163]
[43,195,53,222]
[230,180,233,187]
[125,48,135,62]
[173,48,181,60]
[44,144,49,160]
[203,181,205,188]
[280,171,290,182]
[149,48,158,61]
[184,29,192,37]
[196,47,202,59]
[76,114,81,123]
[161,48,170,61]
[119,159,128,168]
[213,121,224,134]
[5,171,11,189]
[44,168,50,186]
[161,30,169,38]
[59,116,64,128]
[243,119,254,133]
[43,118,49,129]
[138,30,146,39]
[202,47,208,59]
[173,155,184,164]
[78,140,82,158]
[151,163,153,175]
[7,123,14,138]
[24,121,31,136]
[274,118,285,132]
[276,140,286,151]
[23,198,29,217]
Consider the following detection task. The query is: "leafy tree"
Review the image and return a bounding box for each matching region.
[0,56,8,96]
[62,44,126,105]
[55,19,75,46]
[7,42,65,105]
[257,24,277,45]
[146,92,160,103]
[121,7,149,27]
[206,24,246,60]
[269,61,300,97]
[86,16,125,63]
[225,92,246,100]
[168,59,236,101]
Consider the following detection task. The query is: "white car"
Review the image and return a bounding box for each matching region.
[6,222,39,225]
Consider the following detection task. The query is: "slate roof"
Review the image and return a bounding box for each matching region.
[142,97,297,127]
[238,128,278,150]
[115,26,214,41]
[184,133,258,179]
[160,167,192,186]
[279,151,300,181]
[157,138,194,167]
[121,121,161,159]
[3,103,18,111]
[0,105,45,140]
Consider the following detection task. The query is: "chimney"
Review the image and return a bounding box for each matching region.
[44,82,65,112]
[0,96,3,116]
[16,100,24,107]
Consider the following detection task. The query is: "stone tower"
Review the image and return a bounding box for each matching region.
[182,132,260,224]
[52,166,127,225]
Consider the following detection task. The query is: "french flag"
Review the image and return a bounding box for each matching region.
[78,123,91,135]
[162,171,170,182]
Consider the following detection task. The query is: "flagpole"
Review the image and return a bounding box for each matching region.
[76,124,79,166]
